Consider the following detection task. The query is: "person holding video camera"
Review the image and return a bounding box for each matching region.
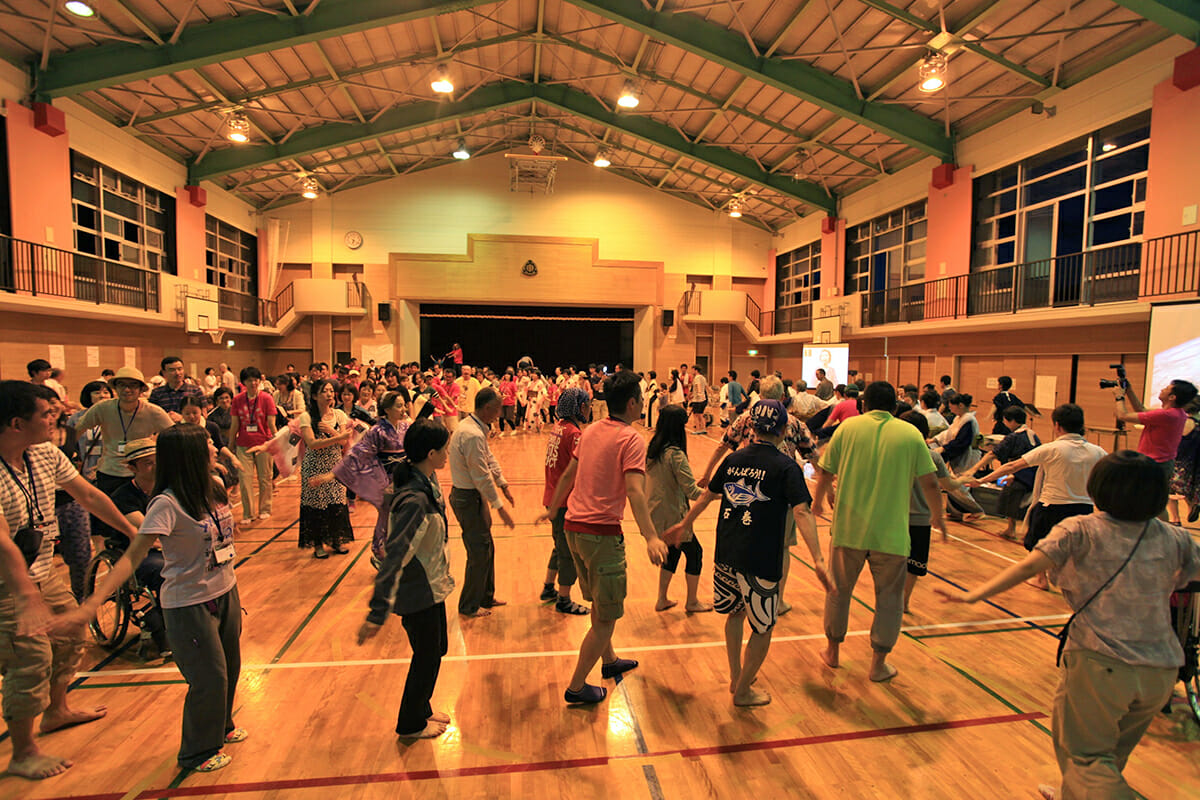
[1112,370,1197,490]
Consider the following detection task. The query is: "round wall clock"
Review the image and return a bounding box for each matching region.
[344,230,364,250]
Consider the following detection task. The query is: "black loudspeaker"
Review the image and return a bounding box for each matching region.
[377,302,391,322]
[662,309,674,327]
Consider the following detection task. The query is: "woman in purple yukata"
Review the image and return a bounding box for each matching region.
[314,390,410,568]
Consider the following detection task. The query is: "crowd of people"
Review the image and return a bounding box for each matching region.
[3,352,1200,799]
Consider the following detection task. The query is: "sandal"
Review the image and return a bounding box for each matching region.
[190,753,232,772]
[224,728,248,743]
[330,546,350,555]
[313,549,329,559]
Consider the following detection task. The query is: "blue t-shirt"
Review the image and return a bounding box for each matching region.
[726,380,745,407]
[710,442,811,581]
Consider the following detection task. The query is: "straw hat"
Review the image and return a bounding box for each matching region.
[122,437,157,463]
[108,366,149,391]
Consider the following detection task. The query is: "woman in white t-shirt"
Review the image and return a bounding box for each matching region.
[69,424,244,773]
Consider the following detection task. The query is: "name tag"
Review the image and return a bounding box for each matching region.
[211,541,236,567]
[246,424,258,433]
[116,442,126,455]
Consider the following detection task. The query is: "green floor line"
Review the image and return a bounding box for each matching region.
[74,679,187,689]
[914,624,1065,640]
[270,540,369,663]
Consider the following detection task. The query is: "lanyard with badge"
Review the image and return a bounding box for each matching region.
[244,393,260,434]
[116,400,139,455]
[208,507,236,568]
[0,453,51,568]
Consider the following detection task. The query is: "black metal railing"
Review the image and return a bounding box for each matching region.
[861,240,1144,327]
[0,234,160,311]
[764,307,813,335]
[347,280,365,309]
[744,294,762,330]
[1142,229,1200,299]
[683,289,701,315]
[219,288,276,327]
[274,282,295,317]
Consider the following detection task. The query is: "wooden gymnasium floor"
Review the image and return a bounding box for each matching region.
[3,424,1200,800]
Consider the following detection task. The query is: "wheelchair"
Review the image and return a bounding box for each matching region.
[84,543,167,658]
[1166,580,1200,724]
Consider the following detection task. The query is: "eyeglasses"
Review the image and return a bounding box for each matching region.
[114,382,141,391]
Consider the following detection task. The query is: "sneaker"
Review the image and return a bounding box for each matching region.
[539,584,557,603]
[600,657,638,679]
[555,598,590,615]
[564,684,607,704]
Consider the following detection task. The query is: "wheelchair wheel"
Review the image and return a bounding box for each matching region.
[85,549,131,648]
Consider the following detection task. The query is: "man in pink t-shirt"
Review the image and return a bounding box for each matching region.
[229,366,278,520]
[1114,378,1197,480]
[541,371,668,705]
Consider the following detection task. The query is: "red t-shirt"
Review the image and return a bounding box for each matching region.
[1137,407,1187,462]
[565,418,646,536]
[500,382,517,406]
[543,421,581,508]
[231,390,278,447]
[828,397,861,426]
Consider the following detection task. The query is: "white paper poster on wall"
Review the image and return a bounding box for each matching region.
[86,346,100,369]
[361,344,395,367]
[123,347,137,368]
[1034,375,1057,412]
[48,344,65,367]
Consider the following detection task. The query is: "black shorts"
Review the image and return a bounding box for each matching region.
[907,525,931,576]
[689,401,707,415]
[1024,502,1093,551]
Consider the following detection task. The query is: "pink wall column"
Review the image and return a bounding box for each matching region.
[1144,61,1200,240]
[820,218,845,301]
[4,100,73,248]
[175,188,207,282]
[925,164,974,317]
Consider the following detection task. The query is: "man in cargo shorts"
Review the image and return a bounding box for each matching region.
[541,371,668,704]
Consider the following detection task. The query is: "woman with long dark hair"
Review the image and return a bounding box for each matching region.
[357,419,455,739]
[298,379,354,558]
[647,404,709,612]
[65,424,244,772]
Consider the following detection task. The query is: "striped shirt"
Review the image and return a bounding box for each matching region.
[0,443,79,584]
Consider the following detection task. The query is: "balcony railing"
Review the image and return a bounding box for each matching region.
[219,288,276,327]
[347,280,365,309]
[0,234,159,312]
[1142,229,1200,299]
[683,289,701,315]
[861,240,1145,327]
[275,282,295,317]
[744,294,762,330]
[761,307,813,335]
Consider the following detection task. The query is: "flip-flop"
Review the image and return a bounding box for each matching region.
[190,753,232,772]
[313,550,329,559]
[224,728,248,743]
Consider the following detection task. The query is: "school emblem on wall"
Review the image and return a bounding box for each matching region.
[522,259,538,277]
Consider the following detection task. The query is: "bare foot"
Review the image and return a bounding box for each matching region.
[869,663,899,682]
[8,752,73,779]
[729,676,756,693]
[428,711,450,724]
[819,647,839,669]
[482,599,507,608]
[40,706,107,734]
[398,720,448,739]
[460,608,492,617]
[655,599,678,612]
[778,601,793,616]
[733,688,772,707]
[685,602,713,613]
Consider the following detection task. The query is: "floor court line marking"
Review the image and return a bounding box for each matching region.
[945,532,1022,564]
[74,613,1070,678]
[32,711,1045,800]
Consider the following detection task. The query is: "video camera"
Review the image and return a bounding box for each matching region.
[1099,363,1129,391]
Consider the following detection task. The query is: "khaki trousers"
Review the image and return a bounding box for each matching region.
[0,569,85,721]
[822,546,907,653]
[1052,649,1175,800]
[236,446,273,518]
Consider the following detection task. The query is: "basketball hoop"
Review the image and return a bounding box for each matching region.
[202,328,226,345]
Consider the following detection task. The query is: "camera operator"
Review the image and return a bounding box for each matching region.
[1113,377,1198,491]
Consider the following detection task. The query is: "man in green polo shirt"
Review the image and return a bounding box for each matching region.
[812,381,946,682]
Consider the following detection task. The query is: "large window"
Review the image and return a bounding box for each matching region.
[71,153,173,273]
[205,216,257,296]
[774,241,820,332]
[845,200,927,295]
[972,111,1149,270]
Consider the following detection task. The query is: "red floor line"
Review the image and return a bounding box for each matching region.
[34,711,1045,800]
